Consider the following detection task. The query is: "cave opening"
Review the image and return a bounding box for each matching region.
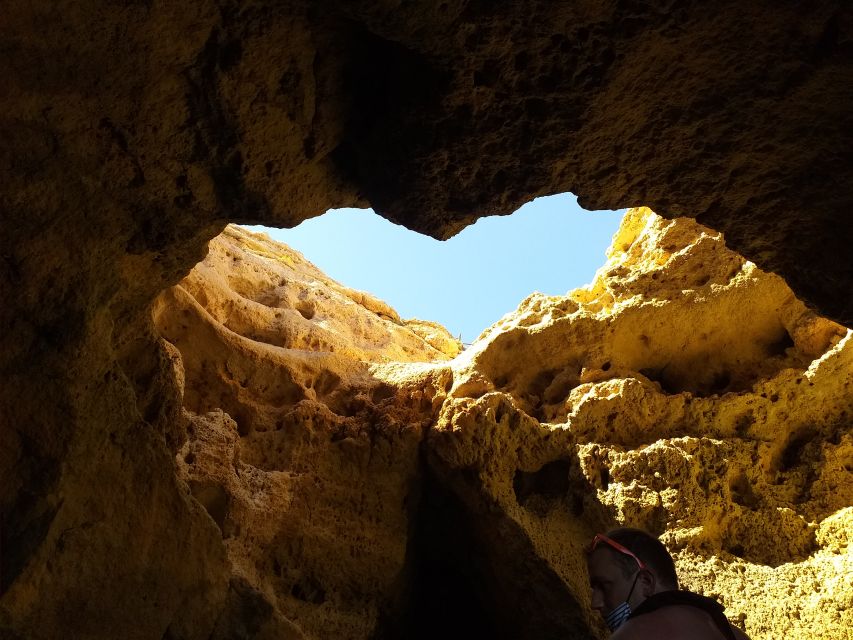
[245,192,623,345]
[3,2,853,638]
[149,191,853,640]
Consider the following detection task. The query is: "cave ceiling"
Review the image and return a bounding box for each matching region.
[2,1,852,326]
[2,3,853,639]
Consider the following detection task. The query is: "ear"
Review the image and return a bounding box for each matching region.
[636,569,657,598]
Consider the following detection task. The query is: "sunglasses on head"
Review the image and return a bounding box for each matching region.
[587,533,647,571]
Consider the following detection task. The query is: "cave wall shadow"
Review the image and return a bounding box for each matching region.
[372,454,600,640]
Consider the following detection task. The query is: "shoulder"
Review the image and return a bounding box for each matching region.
[611,615,661,640]
[613,605,749,640]
[732,626,751,640]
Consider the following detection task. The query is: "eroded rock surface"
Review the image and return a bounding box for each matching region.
[433,209,852,639]
[154,227,456,639]
[4,2,853,327]
[152,214,853,639]
[3,5,853,639]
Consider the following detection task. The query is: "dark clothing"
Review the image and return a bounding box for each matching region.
[629,590,737,640]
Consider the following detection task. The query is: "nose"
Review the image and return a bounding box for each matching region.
[590,589,604,613]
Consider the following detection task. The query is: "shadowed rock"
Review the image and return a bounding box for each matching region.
[54,212,845,639]
[3,3,853,638]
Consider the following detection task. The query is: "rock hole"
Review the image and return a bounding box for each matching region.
[599,466,610,490]
[234,410,253,437]
[443,375,454,393]
[729,473,760,509]
[373,463,595,639]
[295,300,315,320]
[291,576,326,604]
[735,411,754,436]
[529,369,557,397]
[314,370,341,396]
[541,370,578,407]
[639,366,681,394]
[778,432,812,472]
[513,459,572,506]
[494,403,507,424]
[371,383,396,403]
[766,329,794,357]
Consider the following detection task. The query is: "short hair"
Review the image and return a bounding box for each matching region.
[601,528,679,590]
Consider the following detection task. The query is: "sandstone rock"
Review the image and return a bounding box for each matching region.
[3,198,850,639]
[429,209,852,639]
[156,227,455,639]
[149,210,851,639]
[4,5,853,639]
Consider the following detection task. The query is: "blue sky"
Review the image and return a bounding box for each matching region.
[248,193,624,344]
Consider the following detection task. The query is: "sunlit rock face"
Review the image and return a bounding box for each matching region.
[436,209,853,639]
[149,212,850,640]
[3,5,853,639]
[153,227,457,639]
[5,0,853,638]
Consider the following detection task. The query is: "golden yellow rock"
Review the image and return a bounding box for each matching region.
[154,225,456,639]
[4,5,853,638]
[153,209,851,640]
[431,208,852,640]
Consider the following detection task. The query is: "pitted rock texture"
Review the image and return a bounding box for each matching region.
[4,5,853,637]
[430,209,853,640]
[3,1,853,331]
[155,226,456,639]
[154,225,459,430]
[148,212,853,640]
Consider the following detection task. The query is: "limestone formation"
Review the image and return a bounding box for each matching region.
[3,4,853,639]
[3,2,853,329]
[431,209,852,639]
[154,226,456,639]
[153,212,853,639]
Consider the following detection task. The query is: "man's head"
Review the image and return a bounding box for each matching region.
[585,528,679,630]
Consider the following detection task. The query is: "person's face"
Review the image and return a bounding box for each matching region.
[586,548,641,617]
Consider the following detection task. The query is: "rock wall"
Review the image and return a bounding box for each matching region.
[3,2,853,324]
[153,226,458,639]
[3,4,853,637]
[432,209,852,639]
[149,213,852,639]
